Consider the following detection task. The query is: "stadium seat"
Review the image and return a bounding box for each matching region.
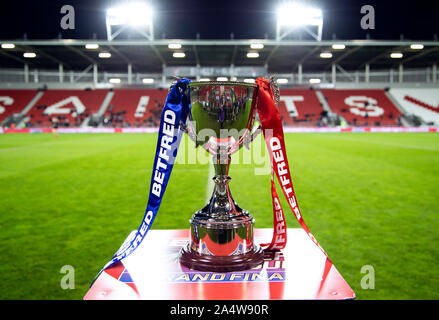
[25,89,109,127]
[389,88,439,125]
[320,89,402,126]
[0,90,40,123]
[9,87,437,128]
[103,89,168,127]
[278,89,324,126]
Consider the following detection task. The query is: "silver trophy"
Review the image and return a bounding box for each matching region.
[179,81,265,272]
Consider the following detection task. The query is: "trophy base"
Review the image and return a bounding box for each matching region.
[180,208,264,272]
[85,229,356,300]
[180,244,264,272]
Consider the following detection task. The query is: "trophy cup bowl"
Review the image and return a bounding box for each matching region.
[179,81,265,272]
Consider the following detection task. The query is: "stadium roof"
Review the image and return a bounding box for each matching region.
[1,39,439,74]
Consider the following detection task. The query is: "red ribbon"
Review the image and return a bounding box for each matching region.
[256,77,328,257]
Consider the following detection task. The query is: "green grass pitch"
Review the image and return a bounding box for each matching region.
[0,132,438,300]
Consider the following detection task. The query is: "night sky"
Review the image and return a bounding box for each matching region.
[0,0,437,41]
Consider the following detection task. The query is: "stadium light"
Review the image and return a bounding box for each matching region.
[85,43,99,50]
[142,78,154,84]
[332,44,346,50]
[199,78,210,82]
[276,78,289,84]
[1,43,15,49]
[23,52,36,58]
[173,52,185,58]
[410,44,424,50]
[390,52,403,59]
[107,2,152,26]
[168,43,182,49]
[109,78,121,84]
[309,78,321,84]
[106,2,154,40]
[276,3,323,41]
[230,76,238,81]
[216,77,228,81]
[243,78,255,83]
[247,52,259,58]
[99,52,112,58]
[277,4,322,26]
[250,43,264,49]
[320,52,333,58]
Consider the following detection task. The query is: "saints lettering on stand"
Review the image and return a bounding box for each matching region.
[102,100,164,128]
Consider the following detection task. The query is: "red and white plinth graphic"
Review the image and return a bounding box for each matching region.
[84,229,355,300]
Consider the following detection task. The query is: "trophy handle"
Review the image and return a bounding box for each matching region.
[243,124,262,150]
[269,75,280,108]
[181,119,200,148]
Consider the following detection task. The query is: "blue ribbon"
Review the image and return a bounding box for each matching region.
[91,79,191,285]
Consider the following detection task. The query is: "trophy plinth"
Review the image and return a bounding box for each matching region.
[179,81,264,272]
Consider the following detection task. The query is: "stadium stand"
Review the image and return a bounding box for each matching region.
[278,89,325,126]
[102,89,168,127]
[25,89,109,128]
[1,87,437,129]
[0,90,39,123]
[104,89,325,128]
[320,89,403,126]
[389,88,439,126]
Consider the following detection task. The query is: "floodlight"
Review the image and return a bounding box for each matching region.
[142,78,154,84]
[320,52,333,58]
[106,2,152,26]
[250,43,264,49]
[390,52,403,59]
[277,4,322,27]
[276,78,289,84]
[173,52,185,58]
[309,78,321,84]
[410,44,424,50]
[109,78,121,84]
[243,78,255,83]
[106,2,154,40]
[23,52,36,58]
[168,43,182,49]
[1,43,15,49]
[99,52,112,58]
[332,44,345,50]
[276,3,323,41]
[85,44,99,50]
[247,52,259,58]
[216,77,228,81]
[199,78,210,82]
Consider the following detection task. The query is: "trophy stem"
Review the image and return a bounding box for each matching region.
[180,154,265,272]
[209,154,237,217]
[213,153,230,176]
